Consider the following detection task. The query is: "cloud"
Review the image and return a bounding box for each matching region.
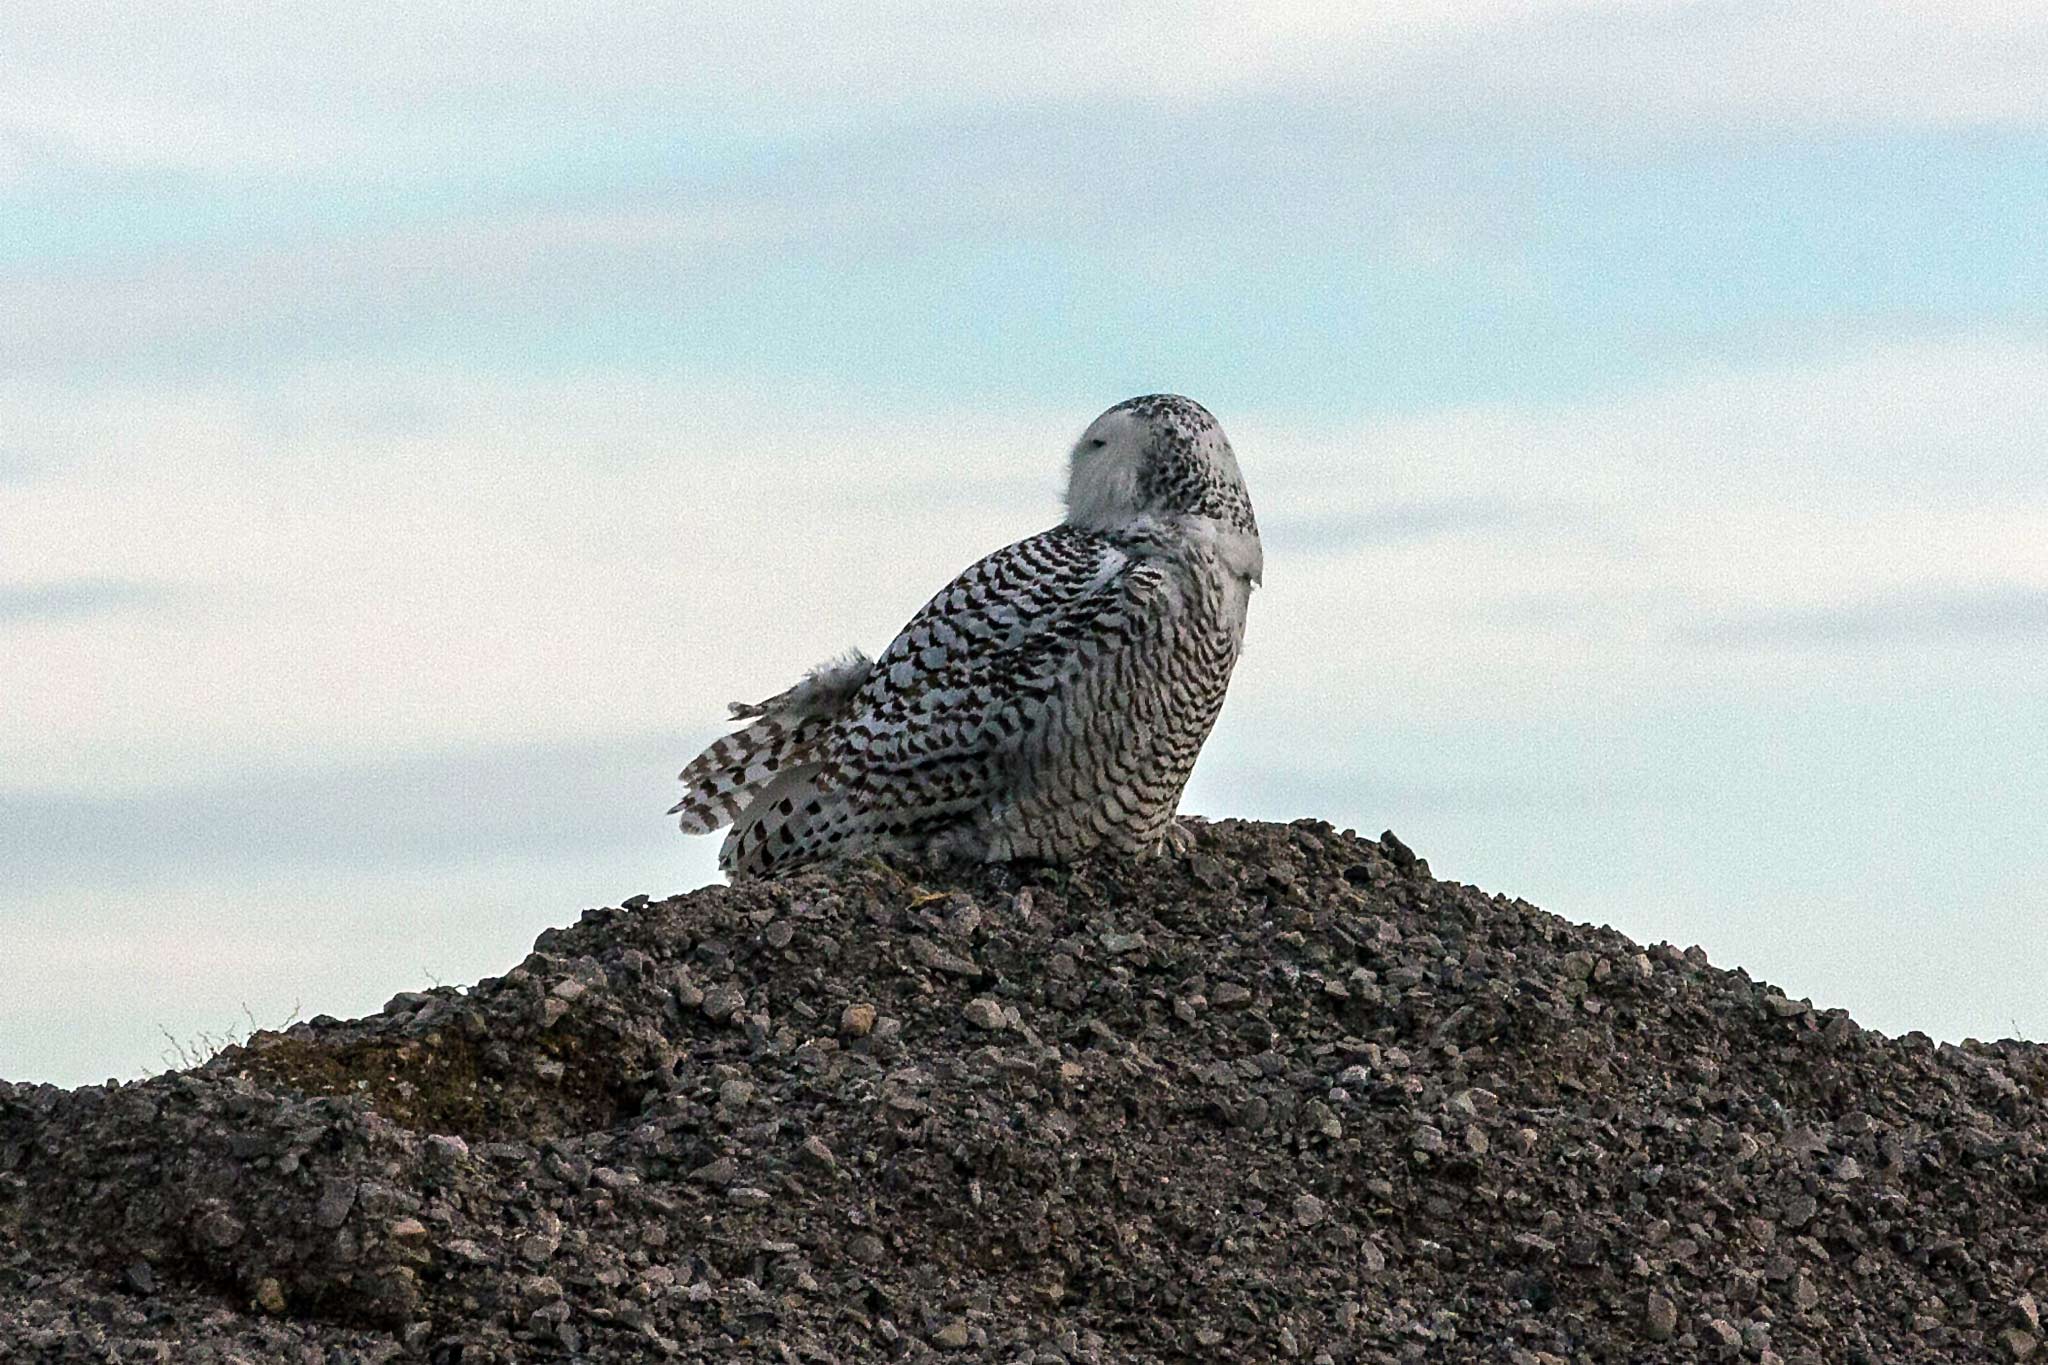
[4,334,2043,796]
[8,126,2038,410]
[0,734,690,893]
[0,577,170,622]
[1227,334,2048,732]
[1262,497,1578,556]
[3,3,2043,186]
[0,369,1070,790]
[1694,587,2048,647]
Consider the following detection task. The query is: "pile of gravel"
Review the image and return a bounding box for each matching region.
[4,818,2046,1363]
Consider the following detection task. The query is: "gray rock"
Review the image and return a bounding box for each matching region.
[1645,1290,1678,1341]
[962,997,1008,1031]
[1704,1318,1743,1350]
[700,984,746,1021]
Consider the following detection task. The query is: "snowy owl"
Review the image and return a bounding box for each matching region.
[670,394,1262,877]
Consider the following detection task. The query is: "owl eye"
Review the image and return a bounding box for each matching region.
[1085,438,1107,450]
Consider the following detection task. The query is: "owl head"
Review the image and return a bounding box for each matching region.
[1064,394,1259,539]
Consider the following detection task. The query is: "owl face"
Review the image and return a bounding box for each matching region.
[1066,394,1257,536]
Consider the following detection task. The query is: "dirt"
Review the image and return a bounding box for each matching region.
[3,818,2045,1362]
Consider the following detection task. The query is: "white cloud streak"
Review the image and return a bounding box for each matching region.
[6,335,2042,793]
[4,2,2044,181]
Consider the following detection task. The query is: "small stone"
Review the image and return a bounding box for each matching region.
[1779,1194,1818,1229]
[1792,1273,1820,1311]
[1378,829,1417,870]
[2001,1329,2039,1362]
[2019,1294,2043,1335]
[1644,1291,1677,1341]
[847,1233,885,1264]
[963,997,1008,1031]
[315,1178,358,1229]
[701,984,745,1021]
[689,1157,739,1188]
[253,1278,286,1315]
[727,1185,772,1207]
[388,1217,429,1243]
[1764,993,1806,1018]
[549,978,587,1002]
[191,1205,244,1250]
[1704,1318,1742,1350]
[840,1003,877,1037]
[800,1136,838,1169]
[718,1078,754,1108]
[124,1261,156,1295]
[1307,1101,1342,1140]
[1293,1194,1326,1227]
[424,1134,470,1164]
[933,1320,971,1350]
[908,936,980,976]
[1213,982,1252,1007]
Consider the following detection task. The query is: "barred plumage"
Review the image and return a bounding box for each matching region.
[670,394,1262,877]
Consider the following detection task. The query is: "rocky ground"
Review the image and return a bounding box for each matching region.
[3,819,2046,1363]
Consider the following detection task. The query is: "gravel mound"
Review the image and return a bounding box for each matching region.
[4,819,2046,1363]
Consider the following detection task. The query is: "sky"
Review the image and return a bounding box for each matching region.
[3,2,2044,1085]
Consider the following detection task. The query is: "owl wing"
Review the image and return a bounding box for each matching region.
[720,526,1166,872]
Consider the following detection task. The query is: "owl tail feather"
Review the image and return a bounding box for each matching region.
[718,760,832,878]
[669,649,871,837]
